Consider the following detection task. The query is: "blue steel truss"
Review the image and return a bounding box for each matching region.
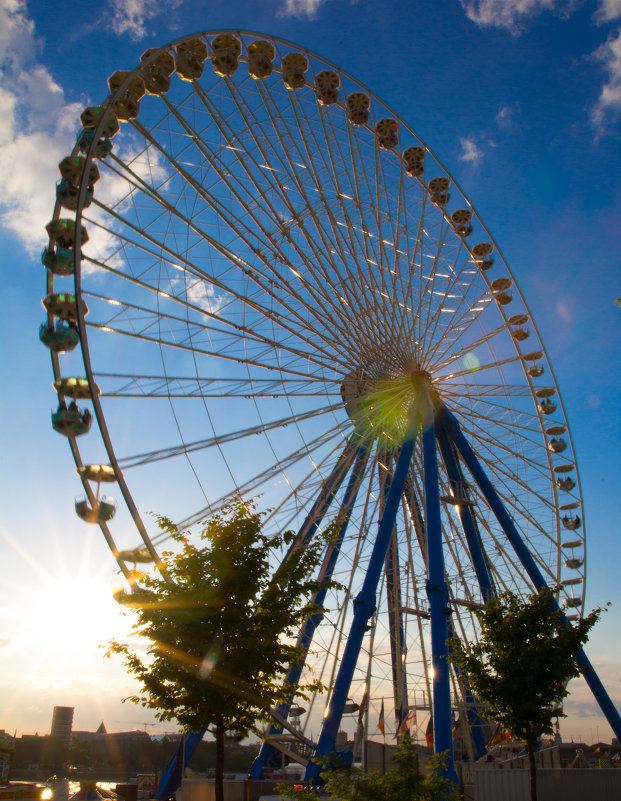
[158,403,621,798]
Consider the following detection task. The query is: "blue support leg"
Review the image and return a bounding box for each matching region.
[423,420,455,779]
[280,437,359,562]
[305,424,419,781]
[446,618,488,760]
[436,426,494,602]
[440,404,621,741]
[378,457,410,739]
[155,729,205,800]
[250,446,369,778]
[162,439,361,791]
[403,473,487,760]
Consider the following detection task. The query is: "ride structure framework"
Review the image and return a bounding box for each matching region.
[39,29,621,786]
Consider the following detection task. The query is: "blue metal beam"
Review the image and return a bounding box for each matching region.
[305,423,418,780]
[250,445,369,778]
[403,472,487,761]
[436,426,494,602]
[160,437,362,792]
[422,419,455,777]
[280,437,359,562]
[446,617,488,761]
[379,457,409,739]
[440,404,621,741]
[155,730,203,800]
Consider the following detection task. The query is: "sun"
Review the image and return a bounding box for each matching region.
[0,521,160,734]
[1,523,136,683]
[22,572,132,658]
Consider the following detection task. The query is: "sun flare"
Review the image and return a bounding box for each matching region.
[0,526,135,684]
[22,574,131,657]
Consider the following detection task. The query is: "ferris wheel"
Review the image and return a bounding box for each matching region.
[40,30,619,777]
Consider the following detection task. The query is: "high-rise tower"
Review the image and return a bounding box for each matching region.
[51,706,74,746]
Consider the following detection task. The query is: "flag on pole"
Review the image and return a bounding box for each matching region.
[353,686,369,764]
[403,708,416,734]
[378,699,385,736]
[486,724,512,748]
[396,708,416,737]
[425,716,433,748]
[357,687,369,733]
[486,724,503,747]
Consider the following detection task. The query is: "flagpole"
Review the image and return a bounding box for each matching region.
[377,697,386,774]
[382,698,386,775]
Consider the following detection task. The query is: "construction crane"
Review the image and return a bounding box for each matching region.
[117,720,158,732]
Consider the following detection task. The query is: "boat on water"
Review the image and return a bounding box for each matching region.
[67,782,122,801]
[0,782,47,800]
[0,730,47,801]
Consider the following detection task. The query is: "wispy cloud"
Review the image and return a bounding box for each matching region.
[556,300,572,322]
[458,0,558,34]
[591,27,621,127]
[0,0,36,65]
[458,1,621,130]
[0,0,179,256]
[594,0,621,23]
[106,0,182,40]
[0,0,82,254]
[82,141,170,266]
[170,277,228,315]
[278,0,326,17]
[496,101,520,129]
[459,136,484,164]
[456,102,518,166]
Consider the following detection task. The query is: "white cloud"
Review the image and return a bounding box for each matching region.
[82,142,170,266]
[171,277,228,315]
[496,101,520,129]
[0,0,176,256]
[595,0,621,23]
[20,67,65,129]
[0,126,79,251]
[186,280,228,315]
[459,1,621,130]
[457,104,518,165]
[459,0,560,33]
[0,0,83,253]
[591,28,621,127]
[556,300,572,321]
[459,136,484,165]
[278,0,326,18]
[0,85,17,146]
[107,0,181,40]
[0,0,35,66]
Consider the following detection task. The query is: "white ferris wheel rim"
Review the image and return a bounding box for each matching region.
[43,29,586,748]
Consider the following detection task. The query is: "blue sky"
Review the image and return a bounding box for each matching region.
[1,0,620,745]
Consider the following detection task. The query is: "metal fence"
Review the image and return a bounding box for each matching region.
[473,767,621,800]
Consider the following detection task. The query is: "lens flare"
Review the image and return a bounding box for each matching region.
[462,352,480,371]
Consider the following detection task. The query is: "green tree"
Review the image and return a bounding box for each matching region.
[277,738,460,801]
[108,501,327,801]
[448,588,604,801]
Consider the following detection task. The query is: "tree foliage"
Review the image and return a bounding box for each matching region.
[448,588,604,801]
[278,739,460,801]
[107,501,328,801]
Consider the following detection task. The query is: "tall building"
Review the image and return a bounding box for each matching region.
[51,706,74,746]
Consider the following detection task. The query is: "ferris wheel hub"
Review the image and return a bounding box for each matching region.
[340,364,436,441]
